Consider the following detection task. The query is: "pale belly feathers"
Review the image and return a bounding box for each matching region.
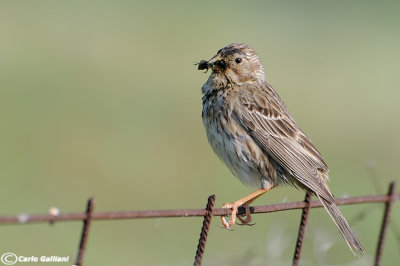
[202,110,267,189]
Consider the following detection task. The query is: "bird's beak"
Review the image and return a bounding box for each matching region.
[197,54,225,72]
[207,54,220,66]
[207,54,226,70]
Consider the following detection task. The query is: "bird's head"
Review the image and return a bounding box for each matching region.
[197,43,266,85]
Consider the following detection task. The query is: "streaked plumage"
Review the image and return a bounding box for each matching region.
[199,43,364,256]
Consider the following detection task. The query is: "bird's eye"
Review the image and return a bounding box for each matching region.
[235,58,242,64]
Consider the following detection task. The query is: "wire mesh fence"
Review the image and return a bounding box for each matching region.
[0,182,398,266]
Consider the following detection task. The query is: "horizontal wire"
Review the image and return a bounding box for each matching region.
[0,193,398,225]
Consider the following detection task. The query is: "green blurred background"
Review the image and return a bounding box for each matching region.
[0,1,399,265]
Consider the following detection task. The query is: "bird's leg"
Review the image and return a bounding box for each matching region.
[221,184,273,229]
[236,193,264,226]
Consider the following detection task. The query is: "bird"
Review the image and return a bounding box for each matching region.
[197,42,364,256]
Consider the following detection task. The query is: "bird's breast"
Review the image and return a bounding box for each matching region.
[201,89,268,188]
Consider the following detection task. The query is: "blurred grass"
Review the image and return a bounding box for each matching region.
[0,0,399,265]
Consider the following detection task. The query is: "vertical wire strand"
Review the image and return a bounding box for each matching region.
[375,182,396,266]
[75,198,95,266]
[194,195,216,266]
[292,191,312,266]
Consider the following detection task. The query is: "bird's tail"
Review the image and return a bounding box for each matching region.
[318,195,365,256]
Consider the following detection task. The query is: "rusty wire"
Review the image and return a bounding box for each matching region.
[375,182,396,266]
[0,184,398,266]
[194,195,216,266]
[0,193,398,225]
[75,198,95,266]
[292,191,312,266]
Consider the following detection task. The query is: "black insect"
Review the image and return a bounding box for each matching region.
[197,60,209,71]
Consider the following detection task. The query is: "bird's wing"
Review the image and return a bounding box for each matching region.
[231,84,333,201]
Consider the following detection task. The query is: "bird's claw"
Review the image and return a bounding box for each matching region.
[236,214,256,226]
[220,203,237,229]
[220,202,256,229]
[236,204,254,225]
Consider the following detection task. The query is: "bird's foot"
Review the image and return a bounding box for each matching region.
[236,205,255,226]
[220,188,273,229]
[220,202,239,230]
[220,202,255,229]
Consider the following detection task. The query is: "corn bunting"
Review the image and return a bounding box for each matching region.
[198,43,364,255]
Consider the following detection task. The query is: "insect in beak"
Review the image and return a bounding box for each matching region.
[196,60,209,72]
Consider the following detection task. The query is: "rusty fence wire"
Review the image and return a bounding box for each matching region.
[0,182,398,266]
